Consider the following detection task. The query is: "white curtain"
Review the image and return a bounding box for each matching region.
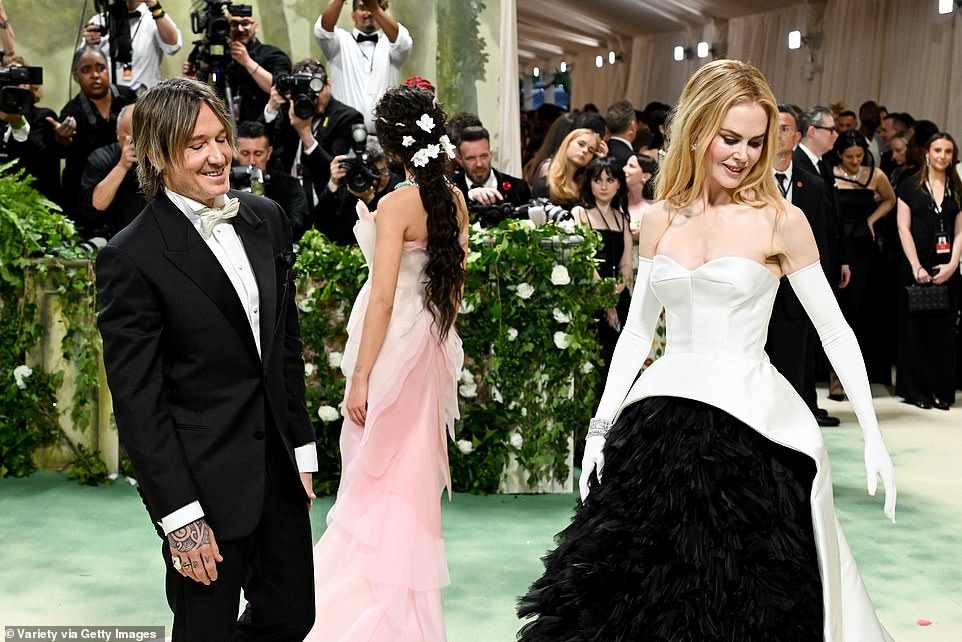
[572,0,960,138]
[498,0,523,176]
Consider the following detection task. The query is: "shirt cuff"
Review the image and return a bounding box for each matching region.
[295,443,318,473]
[158,501,204,536]
[10,119,29,142]
[263,107,278,123]
[303,141,319,156]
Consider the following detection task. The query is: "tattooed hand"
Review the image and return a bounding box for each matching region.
[167,517,223,585]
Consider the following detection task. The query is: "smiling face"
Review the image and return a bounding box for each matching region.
[927,137,956,174]
[622,155,651,190]
[839,144,865,175]
[707,102,767,193]
[161,103,231,206]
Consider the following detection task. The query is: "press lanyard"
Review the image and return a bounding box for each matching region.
[926,179,952,254]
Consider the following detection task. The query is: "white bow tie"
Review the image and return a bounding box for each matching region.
[197,198,240,239]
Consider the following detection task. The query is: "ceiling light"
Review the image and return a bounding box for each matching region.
[939,0,953,13]
[697,41,710,58]
[533,66,540,78]
[608,50,616,65]
[673,46,685,62]
[560,61,567,73]
[595,55,603,68]
[788,30,802,50]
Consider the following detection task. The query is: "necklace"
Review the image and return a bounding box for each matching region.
[841,167,860,181]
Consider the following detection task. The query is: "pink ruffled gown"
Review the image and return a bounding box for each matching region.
[305,202,463,642]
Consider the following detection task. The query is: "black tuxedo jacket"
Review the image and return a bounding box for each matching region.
[453,167,532,208]
[792,147,846,275]
[96,190,313,540]
[606,137,634,170]
[262,98,364,210]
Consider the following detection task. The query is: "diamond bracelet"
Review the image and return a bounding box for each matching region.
[587,417,612,438]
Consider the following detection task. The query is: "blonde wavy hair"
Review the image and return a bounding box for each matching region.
[655,59,782,211]
[546,128,600,204]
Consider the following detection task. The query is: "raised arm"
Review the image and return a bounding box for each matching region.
[320,0,345,33]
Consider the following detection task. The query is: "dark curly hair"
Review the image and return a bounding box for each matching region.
[375,85,464,341]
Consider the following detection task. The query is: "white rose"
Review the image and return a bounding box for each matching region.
[459,381,478,398]
[516,283,535,299]
[581,361,594,373]
[557,218,577,232]
[304,363,315,377]
[507,327,518,341]
[552,307,571,323]
[13,365,32,390]
[550,265,571,286]
[508,401,518,410]
[508,431,523,449]
[297,297,314,313]
[456,439,474,454]
[459,368,474,384]
[317,405,340,422]
[490,385,503,403]
[328,351,343,369]
[520,406,528,417]
[459,299,475,314]
[553,331,571,350]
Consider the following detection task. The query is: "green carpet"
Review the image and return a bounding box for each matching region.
[1,393,960,640]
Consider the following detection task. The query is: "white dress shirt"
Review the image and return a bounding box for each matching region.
[773,162,794,201]
[88,3,183,90]
[313,19,413,132]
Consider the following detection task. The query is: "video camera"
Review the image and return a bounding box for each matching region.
[338,124,380,194]
[0,66,43,115]
[188,0,252,75]
[229,164,265,195]
[274,71,326,120]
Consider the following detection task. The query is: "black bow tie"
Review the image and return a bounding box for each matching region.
[356,33,378,44]
[128,10,142,18]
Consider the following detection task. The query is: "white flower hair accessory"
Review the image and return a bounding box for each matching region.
[416,113,435,133]
[440,134,456,159]
[402,135,415,148]
[411,143,440,168]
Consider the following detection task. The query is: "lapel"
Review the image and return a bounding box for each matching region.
[153,193,276,364]
[232,196,278,364]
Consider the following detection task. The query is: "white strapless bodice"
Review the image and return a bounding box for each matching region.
[652,255,778,362]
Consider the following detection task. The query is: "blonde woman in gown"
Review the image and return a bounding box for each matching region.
[519,60,897,642]
[306,86,469,642]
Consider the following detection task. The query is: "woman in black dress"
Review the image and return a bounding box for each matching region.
[895,132,962,410]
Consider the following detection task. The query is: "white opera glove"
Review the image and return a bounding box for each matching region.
[788,262,897,523]
[581,257,663,501]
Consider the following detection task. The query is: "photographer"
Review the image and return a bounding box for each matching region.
[0,56,61,205]
[79,104,146,239]
[233,120,310,240]
[452,125,531,226]
[315,0,412,132]
[82,0,182,90]
[261,59,363,213]
[183,4,291,124]
[316,136,398,245]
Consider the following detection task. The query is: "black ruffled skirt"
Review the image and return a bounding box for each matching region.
[518,397,823,642]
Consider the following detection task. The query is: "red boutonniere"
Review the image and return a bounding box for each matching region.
[502,180,512,191]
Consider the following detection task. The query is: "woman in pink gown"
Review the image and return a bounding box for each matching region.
[305,86,469,641]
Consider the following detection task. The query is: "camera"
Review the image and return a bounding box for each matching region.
[274,71,326,120]
[337,124,380,194]
[229,164,265,195]
[0,66,43,115]
[188,1,251,74]
[468,197,572,228]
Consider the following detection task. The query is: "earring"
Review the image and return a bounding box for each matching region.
[690,143,697,151]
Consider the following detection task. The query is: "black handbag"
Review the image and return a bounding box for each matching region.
[905,284,950,312]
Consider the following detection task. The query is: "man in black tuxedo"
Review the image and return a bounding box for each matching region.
[452,125,531,225]
[262,59,364,215]
[771,105,843,427]
[604,99,637,170]
[96,78,316,640]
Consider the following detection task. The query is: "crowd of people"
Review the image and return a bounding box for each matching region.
[1,0,960,638]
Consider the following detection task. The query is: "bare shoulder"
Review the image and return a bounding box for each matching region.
[638,200,673,258]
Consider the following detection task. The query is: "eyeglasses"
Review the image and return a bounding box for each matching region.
[812,125,837,134]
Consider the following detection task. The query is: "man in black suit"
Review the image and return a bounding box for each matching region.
[604,99,637,170]
[262,59,364,214]
[772,105,843,427]
[96,78,316,640]
[452,125,531,226]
